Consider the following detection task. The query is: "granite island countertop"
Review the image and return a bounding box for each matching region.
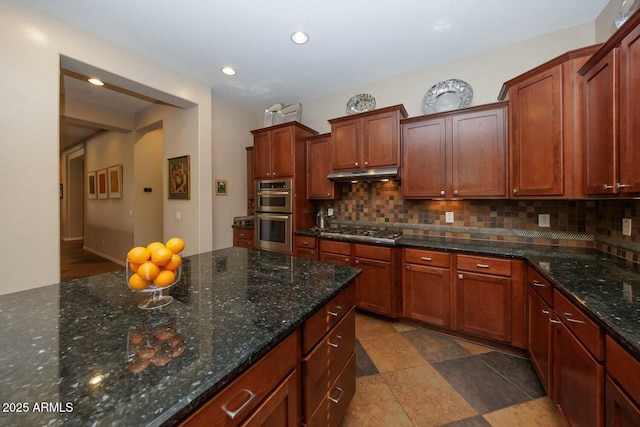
[0,247,360,427]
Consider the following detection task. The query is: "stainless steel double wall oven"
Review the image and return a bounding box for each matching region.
[254,179,293,254]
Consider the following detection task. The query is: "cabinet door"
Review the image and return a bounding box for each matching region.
[401,117,447,198]
[619,25,640,194]
[527,285,552,395]
[403,263,450,327]
[331,119,360,170]
[270,127,294,178]
[584,49,618,195]
[253,131,272,179]
[320,252,352,266]
[242,370,299,427]
[363,110,399,168]
[606,376,640,427]
[307,135,340,199]
[553,321,604,427]
[510,66,564,196]
[451,105,507,198]
[246,147,255,200]
[354,257,393,316]
[456,271,512,342]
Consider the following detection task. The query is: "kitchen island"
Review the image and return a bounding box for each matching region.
[0,247,360,426]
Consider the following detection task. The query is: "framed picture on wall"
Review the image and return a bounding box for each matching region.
[88,171,97,199]
[215,179,228,196]
[108,164,123,199]
[97,169,108,200]
[168,155,190,200]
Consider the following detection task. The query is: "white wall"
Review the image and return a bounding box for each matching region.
[134,126,164,247]
[596,0,623,41]
[0,0,213,294]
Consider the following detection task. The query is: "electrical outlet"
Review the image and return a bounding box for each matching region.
[175,211,181,221]
[445,211,454,223]
[623,218,632,236]
[327,208,333,217]
[538,214,550,228]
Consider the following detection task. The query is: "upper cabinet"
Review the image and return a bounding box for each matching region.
[328,105,407,171]
[307,133,341,200]
[579,11,640,196]
[499,45,600,198]
[251,122,318,179]
[245,146,254,200]
[402,102,508,199]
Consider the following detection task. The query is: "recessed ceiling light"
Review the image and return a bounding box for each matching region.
[221,66,237,76]
[290,31,309,45]
[88,78,104,86]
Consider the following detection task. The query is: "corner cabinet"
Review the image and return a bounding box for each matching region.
[328,105,407,171]
[499,45,599,198]
[402,102,508,199]
[579,11,640,196]
[307,133,341,200]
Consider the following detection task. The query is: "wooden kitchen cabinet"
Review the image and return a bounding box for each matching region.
[307,133,341,200]
[605,336,640,427]
[246,146,254,201]
[293,235,317,260]
[354,244,395,317]
[251,122,317,179]
[527,282,553,395]
[499,46,598,198]
[233,228,254,249]
[402,102,508,199]
[319,240,352,266]
[402,248,451,327]
[328,105,407,171]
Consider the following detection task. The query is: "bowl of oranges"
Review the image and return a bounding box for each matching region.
[126,237,185,309]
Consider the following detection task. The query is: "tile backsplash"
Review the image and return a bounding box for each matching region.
[315,181,640,262]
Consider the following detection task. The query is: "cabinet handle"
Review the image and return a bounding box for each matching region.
[532,280,546,287]
[355,162,359,166]
[549,319,562,324]
[458,274,464,279]
[355,260,359,264]
[440,190,445,196]
[541,309,549,314]
[617,183,632,189]
[327,305,343,317]
[327,192,330,196]
[512,188,518,194]
[302,241,309,245]
[345,258,350,263]
[406,265,411,270]
[565,318,585,324]
[364,161,368,166]
[603,184,614,190]
[420,257,432,261]
[453,190,459,196]
[328,335,343,348]
[222,388,257,420]
[476,263,490,268]
[328,387,344,404]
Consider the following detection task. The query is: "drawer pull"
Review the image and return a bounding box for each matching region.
[603,184,614,190]
[345,258,350,263]
[222,388,257,420]
[328,387,344,404]
[564,316,585,324]
[541,309,549,314]
[420,257,432,261]
[476,263,490,268]
[549,319,562,324]
[328,335,343,348]
[327,306,343,317]
[532,280,546,287]
[303,241,309,245]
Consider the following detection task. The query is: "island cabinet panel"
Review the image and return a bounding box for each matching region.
[606,335,640,407]
[241,370,298,427]
[307,134,341,200]
[402,248,452,327]
[354,244,395,316]
[303,284,355,354]
[233,228,254,249]
[401,102,507,199]
[181,331,298,427]
[605,376,640,427]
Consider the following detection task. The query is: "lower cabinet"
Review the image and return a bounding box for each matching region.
[319,240,352,267]
[605,376,640,427]
[233,228,254,249]
[293,235,317,260]
[354,244,395,316]
[605,336,640,427]
[526,280,553,395]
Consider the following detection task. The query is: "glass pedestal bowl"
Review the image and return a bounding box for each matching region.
[126,263,182,310]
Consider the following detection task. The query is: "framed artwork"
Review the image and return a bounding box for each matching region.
[168,155,190,200]
[88,172,97,199]
[107,164,123,199]
[97,169,108,199]
[215,179,228,196]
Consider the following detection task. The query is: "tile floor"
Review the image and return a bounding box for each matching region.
[342,312,563,427]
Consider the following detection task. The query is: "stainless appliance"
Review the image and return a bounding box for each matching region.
[319,227,403,244]
[316,209,326,229]
[255,179,293,254]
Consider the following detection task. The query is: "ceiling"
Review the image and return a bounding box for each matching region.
[41,0,609,148]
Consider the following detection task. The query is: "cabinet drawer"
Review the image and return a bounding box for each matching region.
[354,244,391,261]
[404,248,450,268]
[555,290,604,361]
[527,265,553,307]
[303,309,355,420]
[606,335,640,405]
[295,247,317,260]
[182,332,297,427]
[295,235,317,249]
[320,240,352,256]
[457,254,512,276]
[235,239,254,249]
[235,229,254,240]
[303,284,355,354]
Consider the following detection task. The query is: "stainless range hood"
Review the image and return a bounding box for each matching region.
[326,166,400,182]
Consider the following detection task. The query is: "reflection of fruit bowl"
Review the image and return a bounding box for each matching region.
[126,317,186,373]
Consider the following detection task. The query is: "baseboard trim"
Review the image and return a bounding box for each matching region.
[83,246,125,266]
[61,236,84,242]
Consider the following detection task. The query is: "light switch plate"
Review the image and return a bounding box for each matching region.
[175,211,181,221]
[445,211,454,223]
[623,218,632,236]
[538,214,550,228]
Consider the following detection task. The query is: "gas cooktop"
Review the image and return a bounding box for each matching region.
[319,227,403,244]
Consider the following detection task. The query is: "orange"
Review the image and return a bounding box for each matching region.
[153,270,176,287]
[129,273,150,290]
[165,237,185,254]
[164,254,182,271]
[146,241,165,253]
[137,261,160,281]
[127,246,151,264]
[128,262,140,273]
[151,247,173,266]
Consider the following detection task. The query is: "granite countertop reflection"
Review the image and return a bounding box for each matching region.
[0,247,360,427]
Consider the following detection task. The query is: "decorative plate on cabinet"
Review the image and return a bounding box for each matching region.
[346,93,376,114]
[422,79,473,114]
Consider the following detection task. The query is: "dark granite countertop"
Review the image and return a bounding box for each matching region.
[0,247,360,427]
[298,228,640,360]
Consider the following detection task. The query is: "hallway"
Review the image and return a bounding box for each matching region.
[60,239,122,282]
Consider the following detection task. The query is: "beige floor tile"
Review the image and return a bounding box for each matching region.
[482,397,563,427]
[383,364,478,426]
[341,374,414,427]
[455,338,494,355]
[359,332,427,373]
[390,321,416,333]
[355,312,398,338]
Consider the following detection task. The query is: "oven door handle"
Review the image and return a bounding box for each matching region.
[257,191,291,196]
[257,214,291,220]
